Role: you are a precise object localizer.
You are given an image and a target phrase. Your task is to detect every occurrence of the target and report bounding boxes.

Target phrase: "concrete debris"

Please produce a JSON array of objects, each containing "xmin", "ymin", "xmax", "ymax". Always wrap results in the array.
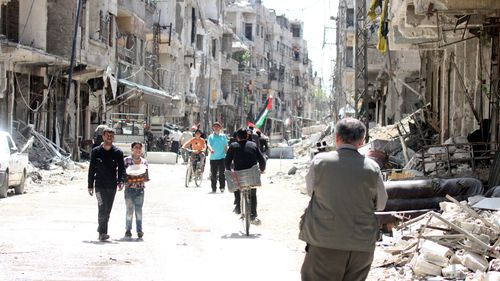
[
  {"xmin": 377, "ymin": 197, "xmax": 500, "ymax": 279},
  {"xmin": 288, "ymin": 166, "xmax": 298, "ymax": 175},
  {"xmin": 12, "ymin": 120, "xmax": 72, "ymax": 169}
]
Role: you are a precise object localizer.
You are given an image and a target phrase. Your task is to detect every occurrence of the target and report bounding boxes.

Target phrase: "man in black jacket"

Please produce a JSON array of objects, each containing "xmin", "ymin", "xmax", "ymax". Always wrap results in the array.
[
  {"xmin": 225, "ymin": 128, "xmax": 266, "ymax": 224},
  {"xmin": 88, "ymin": 127, "xmax": 125, "ymax": 241}
]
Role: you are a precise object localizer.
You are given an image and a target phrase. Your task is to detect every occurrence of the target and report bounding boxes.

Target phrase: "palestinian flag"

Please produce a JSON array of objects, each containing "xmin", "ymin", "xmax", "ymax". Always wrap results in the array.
[{"xmin": 255, "ymin": 98, "xmax": 272, "ymax": 128}]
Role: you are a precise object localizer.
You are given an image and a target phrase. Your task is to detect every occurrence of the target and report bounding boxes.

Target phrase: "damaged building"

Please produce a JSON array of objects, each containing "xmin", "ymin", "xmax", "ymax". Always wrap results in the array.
[{"xmin": 0, "ymin": 0, "xmax": 323, "ymax": 163}]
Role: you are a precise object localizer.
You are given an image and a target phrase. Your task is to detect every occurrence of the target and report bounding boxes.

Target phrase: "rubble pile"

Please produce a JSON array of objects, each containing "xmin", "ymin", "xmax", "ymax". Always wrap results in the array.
[
  {"xmin": 267, "ymin": 156, "xmax": 310, "ymax": 193},
  {"xmin": 403, "ymin": 138, "xmax": 493, "ymax": 181},
  {"xmin": 293, "ymin": 124, "xmax": 336, "ymax": 158},
  {"xmin": 28, "ymin": 162, "xmax": 88, "ymax": 193},
  {"xmin": 377, "ymin": 196, "xmax": 500, "ymax": 280},
  {"xmin": 12, "ymin": 120, "xmax": 72, "ymax": 169}
]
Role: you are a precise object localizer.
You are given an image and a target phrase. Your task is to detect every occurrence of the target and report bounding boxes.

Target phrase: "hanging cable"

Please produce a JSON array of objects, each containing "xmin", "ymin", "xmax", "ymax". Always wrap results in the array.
[
  {"xmin": 120, "ymin": 66, "xmax": 145, "ymax": 80},
  {"xmin": 14, "ymin": 70, "xmax": 58, "ymax": 113}
]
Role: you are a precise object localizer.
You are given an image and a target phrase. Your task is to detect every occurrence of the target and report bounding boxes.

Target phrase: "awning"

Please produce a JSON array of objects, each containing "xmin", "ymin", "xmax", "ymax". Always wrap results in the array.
[{"xmin": 118, "ymin": 78, "xmax": 172, "ymax": 99}]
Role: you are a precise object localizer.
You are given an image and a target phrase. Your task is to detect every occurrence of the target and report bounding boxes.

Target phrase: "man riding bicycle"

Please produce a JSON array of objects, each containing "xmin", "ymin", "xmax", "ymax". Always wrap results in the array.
[{"xmin": 181, "ymin": 129, "xmax": 207, "ymax": 173}]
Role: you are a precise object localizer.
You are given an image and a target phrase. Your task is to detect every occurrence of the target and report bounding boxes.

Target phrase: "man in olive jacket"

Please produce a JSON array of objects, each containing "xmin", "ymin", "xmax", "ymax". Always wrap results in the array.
[{"xmin": 299, "ymin": 118, "xmax": 388, "ymax": 281}]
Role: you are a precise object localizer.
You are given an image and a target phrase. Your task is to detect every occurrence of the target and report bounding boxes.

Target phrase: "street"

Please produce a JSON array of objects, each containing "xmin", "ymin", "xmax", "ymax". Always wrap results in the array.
[{"xmin": 0, "ymin": 159, "xmax": 310, "ymax": 281}]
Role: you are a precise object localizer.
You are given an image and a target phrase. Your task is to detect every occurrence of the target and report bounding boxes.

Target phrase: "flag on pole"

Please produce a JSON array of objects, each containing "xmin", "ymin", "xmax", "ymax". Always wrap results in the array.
[{"xmin": 255, "ymin": 98, "xmax": 272, "ymax": 128}]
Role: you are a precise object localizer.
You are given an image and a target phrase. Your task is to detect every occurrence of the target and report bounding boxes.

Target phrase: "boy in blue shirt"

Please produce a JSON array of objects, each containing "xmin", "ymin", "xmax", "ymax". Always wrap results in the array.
[{"xmin": 207, "ymin": 122, "xmax": 228, "ymax": 193}]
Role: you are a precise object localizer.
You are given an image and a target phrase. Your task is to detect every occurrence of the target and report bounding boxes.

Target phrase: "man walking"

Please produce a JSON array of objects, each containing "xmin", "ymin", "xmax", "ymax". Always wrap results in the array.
[
  {"xmin": 225, "ymin": 129, "xmax": 266, "ymax": 224},
  {"xmin": 92, "ymin": 121, "xmax": 107, "ymax": 148},
  {"xmin": 207, "ymin": 122, "xmax": 228, "ymax": 193},
  {"xmin": 299, "ymin": 118, "xmax": 387, "ymax": 281},
  {"xmin": 88, "ymin": 127, "xmax": 125, "ymax": 241}
]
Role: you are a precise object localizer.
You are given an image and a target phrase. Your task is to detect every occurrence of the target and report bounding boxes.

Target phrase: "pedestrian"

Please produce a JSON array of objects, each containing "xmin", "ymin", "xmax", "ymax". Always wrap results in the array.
[
  {"xmin": 299, "ymin": 118, "xmax": 388, "ymax": 281},
  {"xmin": 169, "ymin": 129, "xmax": 182, "ymax": 154},
  {"xmin": 88, "ymin": 127, "xmax": 125, "ymax": 241},
  {"xmin": 229, "ymin": 131, "xmax": 238, "ymax": 144},
  {"xmin": 92, "ymin": 121, "xmax": 107, "ymax": 148},
  {"xmin": 256, "ymin": 130, "xmax": 269, "ymax": 157},
  {"xmin": 207, "ymin": 122, "xmax": 228, "ymax": 193},
  {"xmin": 180, "ymin": 127, "xmax": 194, "ymax": 163},
  {"xmin": 181, "ymin": 129, "xmax": 207, "ymax": 173},
  {"xmin": 248, "ymin": 126, "xmax": 260, "ymax": 145},
  {"xmin": 123, "ymin": 142, "xmax": 149, "ymax": 239},
  {"xmin": 225, "ymin": 128, "xmax": 266, "ymax": 224}
]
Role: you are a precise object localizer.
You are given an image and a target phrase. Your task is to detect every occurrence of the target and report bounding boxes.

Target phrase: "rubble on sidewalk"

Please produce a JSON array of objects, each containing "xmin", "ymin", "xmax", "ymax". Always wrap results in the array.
[
  {"xmin": 12, "ymin": 120, "xmax": 73, "ymax": 169},
  {"xmin": 372, "ymin": 196, "xmax": 500, "ymax": 280},
  {"xmin": 27, "ymin": 162, "xmax": 88, "ymax": 193}
]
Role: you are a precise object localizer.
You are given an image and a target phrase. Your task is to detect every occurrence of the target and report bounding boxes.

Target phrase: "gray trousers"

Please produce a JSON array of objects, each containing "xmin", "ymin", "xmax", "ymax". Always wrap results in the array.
[{"xmin": 301, "ymin": 245, "xmax": 374, "ymax": 281}]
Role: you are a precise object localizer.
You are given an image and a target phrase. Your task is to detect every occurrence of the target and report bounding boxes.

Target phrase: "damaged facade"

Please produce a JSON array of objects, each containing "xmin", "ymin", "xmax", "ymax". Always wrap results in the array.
[
  {"xmin": 336, "ymin": 0, "xmax": 500, "ymax": 142},
  {"xmin": 0, "ymin": 0, "xmax": 321, "ymax": 162}
]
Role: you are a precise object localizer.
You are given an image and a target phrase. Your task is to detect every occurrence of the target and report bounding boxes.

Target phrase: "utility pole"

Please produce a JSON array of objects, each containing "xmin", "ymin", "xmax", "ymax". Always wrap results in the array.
[
  {"xmin": 354, "ymin": 0, "xmax": 369, "ymax": 142},
  {"xmin": 61, "ymin": 0, "xmax": 83, "ymax": 151}
]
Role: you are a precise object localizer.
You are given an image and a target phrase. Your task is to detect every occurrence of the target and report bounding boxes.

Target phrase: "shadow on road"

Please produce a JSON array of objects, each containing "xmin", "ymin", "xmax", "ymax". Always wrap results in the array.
[
  {"xmin": 221, "ymin": 232, "xmax": 262, "ymax": 239},
  {"xmin": 115, "ymin": 237, "xmax": 144, "ymax": 242},
  {"xmin": 82, "ymin": 240, "xmax": 119, "ymax": 245}
]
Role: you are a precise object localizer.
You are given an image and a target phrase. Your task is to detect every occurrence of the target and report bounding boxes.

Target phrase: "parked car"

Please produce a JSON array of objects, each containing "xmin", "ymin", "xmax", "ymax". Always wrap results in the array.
[{"xmin": 0, "ymin": 131, "xmax": 29, "ymax": 198}]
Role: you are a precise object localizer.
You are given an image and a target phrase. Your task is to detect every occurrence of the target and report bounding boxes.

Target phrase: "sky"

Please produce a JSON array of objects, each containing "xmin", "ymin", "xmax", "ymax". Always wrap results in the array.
[{"xmin": 262, "ymin": 0, "xmax": 337, "ymax": 94}]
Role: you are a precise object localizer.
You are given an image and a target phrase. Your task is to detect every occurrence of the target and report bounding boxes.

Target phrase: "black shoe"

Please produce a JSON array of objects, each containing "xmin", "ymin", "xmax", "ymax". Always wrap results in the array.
[
  {"xmin": 98, "ymin": 234, "xmax": 110, "ymax": 241},
  {"xmin": 233, "ymin": 206, "xmax": 241, "ymax": 215},
  {"xmin": 220, "ymin": 188, "xmax": 225, "ymax": 193},
  {"xmin": 125, "ymin": 230, "xmax": 132, "ymax": 238},
  {"xmin": 137, "ymin": 231, "xmax": 144, "ymax": 239}
]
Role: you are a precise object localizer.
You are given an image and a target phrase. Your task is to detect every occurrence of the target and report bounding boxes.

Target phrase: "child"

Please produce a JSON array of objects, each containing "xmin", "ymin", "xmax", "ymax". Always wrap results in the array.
[{"xmin": 123, "ymin": 142, "xmax": 149, "ymax": 239}]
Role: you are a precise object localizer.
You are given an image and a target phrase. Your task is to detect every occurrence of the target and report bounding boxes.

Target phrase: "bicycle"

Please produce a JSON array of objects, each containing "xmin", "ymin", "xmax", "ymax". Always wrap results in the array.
[
  {"xmin": 185, "ymin": 149, "xmax": 204, "ymax": 187},
  {"xmin": 239, "ymin": 187, "xmax": 253, "ymax": 236},
  {"xmin": 225, "ymin": 165, "xmax": 261, "ymax": 236}
]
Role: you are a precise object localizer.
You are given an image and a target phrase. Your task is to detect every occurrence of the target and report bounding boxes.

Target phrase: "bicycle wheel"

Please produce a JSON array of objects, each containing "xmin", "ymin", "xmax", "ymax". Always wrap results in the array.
[
  {"xmin": 185, "ymin": 165, "xmax": 192, "ymax": 187},
  {"xmin": 194, "ymin": 168, "xmax": 203, "ymax": 187},
  {"xmin": 242, "ymin": 190, "xmax": 251, "ymax": 236}
]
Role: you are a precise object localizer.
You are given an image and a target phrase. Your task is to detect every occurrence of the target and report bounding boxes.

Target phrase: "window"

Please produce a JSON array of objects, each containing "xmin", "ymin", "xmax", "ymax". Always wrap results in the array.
[
  {"xmin": 346, "ymin": 47, "xmax": 353, "ymax": 68},
  {"xmin": 256, "ymin": 24, "xmax": 260, "ymax": 36},
  {"xmin": 212, "ymin": 39, "xmax": 217, "ymax": 58},
  {"xmin": 191, "ymin": 8, "xmax": 196, "ymax": 44},
  {"xmin": 291, "ymin": 25, "xmax": 300, "ymax": 38},
  {"xmin": 108, "ymin": 13, "xmax": 113, "ymax": 47},
  {"xmin": 245, "ymin": 23, "xmax": 253, "ymax": 41},
  {"xmin": 139, "ymin": 39, "xmax": 144, "ymax": 66},
  {"xmin": 196, "ymin": 34, "xmax": 203, "ymax": 50},
  {"xmin": 347, "ymin": 8, "xmax": 354, "ymax": 27}
]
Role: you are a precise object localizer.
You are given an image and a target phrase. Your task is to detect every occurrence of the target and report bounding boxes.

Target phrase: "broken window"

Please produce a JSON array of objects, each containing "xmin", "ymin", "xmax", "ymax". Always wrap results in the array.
[
  {"xmin": 245, "ymin": 23, "xmax": 253, "ymax": 41},
  {"xmin": 98, "ymin": 10, "xmax": 111, "ymax": 45}
]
